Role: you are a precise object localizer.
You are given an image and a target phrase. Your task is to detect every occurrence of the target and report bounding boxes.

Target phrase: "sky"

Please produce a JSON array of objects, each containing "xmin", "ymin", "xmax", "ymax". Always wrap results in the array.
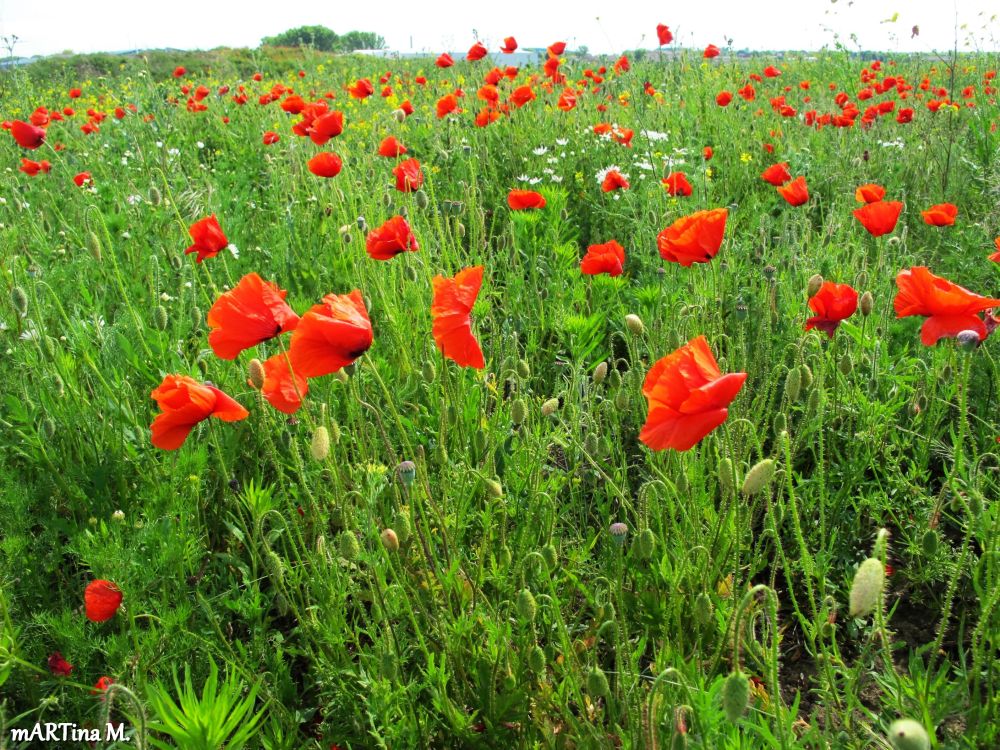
[{"xmin": 0, "ymin": 0, "xmax": 997, "ymax": 59}]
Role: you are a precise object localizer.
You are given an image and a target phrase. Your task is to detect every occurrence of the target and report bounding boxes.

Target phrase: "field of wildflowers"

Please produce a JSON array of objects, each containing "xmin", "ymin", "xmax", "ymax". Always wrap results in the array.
[{"xmin": 1, "ymin": 25, "xmax": 999, "ymax": 749}]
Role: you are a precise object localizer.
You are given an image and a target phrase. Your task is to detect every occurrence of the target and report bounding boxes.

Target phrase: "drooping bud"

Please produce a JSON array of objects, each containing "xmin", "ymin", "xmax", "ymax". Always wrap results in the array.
[
  {"xmin": 153, "ymin": 305, "xmax": 168, "ymax": 331},
  {"xmin": 785, "ymin": 367, "xmax": 802, "ymax": 402},
  {"xmin": 338, "ymin": 531, "xmax": 361, "ymax": 560},
  {"xmin": 593, "ymin": 361, "xmax": 608, "ymax": 384},
  {"xmin": 541, "ymin": 398, "xmax": 560, "ymax": 417},
  {"xmin": 719, "ymin": 458, "xmax": 735, "ymax": 496},
  {"xmin": 741, "ymin": 459, "xmax": 776, "ymax": 496},
  {"xmin": 485, "ymin": 479, "xmax": 503, "ymax": 498},
  {"xmin": 10, "ymin": 286, "xmax": 27, "ymax": 317},
  {"xmin": 380, "ymin": 528, "xmax": 400, "ymax": 552},
  {"xmin": 694, "ymin": 592, "xmax": 714, "ymax": 625},
  {"xmin": 636, "ymin": 528, "xmax": 656, "ymax": 559},
  {"xmin": 422, "ymin": 359, "xmax": 436, "ymax": 383},
  {"xmin": 807, "ymin": 274, "xmax": 824, "ymax": 297},
  {"xmin": 517, "ymin": 588, "xmax": 537, "ymax": 623},
  {"xmin": 839, "ymin": 354, "xmax": 853, "ymax": 376},
  {"xmin": 848, "ymin": 557, "xmax": 885, "ymax": 617},
  {"xmin": 586, "ymin": 667, "xmax": 611, "ymax": 698},
  {"xmin": 517, "ymin": 359, "xmax": 531, "ymax": 379},
  {"xmin": 414, "ymin": 190, "xmax": 429, "ymax": 210},
  {"xmin": 392, "ymin": 510, "xmax": 411, "ymax": 545},
  {"xmin": 860, "ymin": 291, "xmax": 874, "ymax": 316},
  {"xmin": 625, "ymin": 314, "xmax": 644, "ymax": 336},
  {"xmin": 310, "ymin": 426, "xmax": 330, "ymax": 461},
  {"xmin": 528, "ymin": 644, "xmax": 546, "ymax": 672},
  {"xmin": 87, "ymin": 231, "xmax": 103, "ymax": 262},
  {"xmin": 887, "ymin": 719, "xmax": 931, "ymax": 750},
  {"xmin": 722, "ymin": 671, "xmax": 750, "ymax": 722},
  {"xmin": 920, "ymin": 529, "xmax": 938, "ymax": 557}
]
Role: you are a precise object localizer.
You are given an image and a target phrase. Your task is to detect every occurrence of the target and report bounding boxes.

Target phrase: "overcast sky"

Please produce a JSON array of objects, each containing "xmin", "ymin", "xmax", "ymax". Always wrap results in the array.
[{"xmin": 0, "ymin": 0, "xmax": 997, "ymax": 59}]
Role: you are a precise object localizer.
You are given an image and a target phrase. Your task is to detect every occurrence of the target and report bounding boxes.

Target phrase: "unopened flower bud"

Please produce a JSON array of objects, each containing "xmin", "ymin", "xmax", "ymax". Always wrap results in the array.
[
  {"xmin": 541, "ymin": 398, "xmax": 559, "ymax": 417},
  {"xmin": 848, "ymin": 557, "xmax": 885, "ymax": 617},
  {"xmin": 593, "ymin": 361, "xmax": 608, "ymax": 384},
  {"xmin": 859, "ymin": 291, "xmax": 874, "ymax": 316},
  {"xmin": 807, "ymin": 274, "xmax": 824, "ymax": 297},
  {"xmin": 625, "ymin": 314, "xmax": 644, "ymax": 335},
  {"xmin": 248, "ymin": 359, "xmax": 265, "ymax": 389},
  {"xmin": 380, "ymin": 528, "xmax": 399, "ymax": 552}
]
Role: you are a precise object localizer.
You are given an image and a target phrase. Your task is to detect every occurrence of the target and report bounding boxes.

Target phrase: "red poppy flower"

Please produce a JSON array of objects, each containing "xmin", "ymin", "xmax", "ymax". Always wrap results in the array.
[
  {"xmin": 853, "ymin": 200, "xmax": 904, "ymax": 236},
  {"xmin": 260, "ymin": 353, "xmax": 308, "ymax": 414},
  {"xmin": 467, "ymin": 42, "xmax": 488, "ymax": 61},
  {"xmin": 309, "ymin": 111, "xmax": 344, "ymax": 144},
  {"xmin": 716, "ymin": 91, "xmax": 733, "ymax": 106},
  {"xmin": 308, "ymin": 152, "xmax": 343, "ymax": 178},
  {"xmin": 657, "ymin": 208, "xmax": 728, "ymax": 267},
  {"xmin": 601, "ymin": 170, "xmax": 630, "ymax": 192},
  {"xmin": 73, "ymin": 171, "xmax": 92, "ymax": 187},
  {"xmin": 761, "ymin": 162, "xmax": 792, "ymax": 186},
  {"xmin": 921, "ymin": 203, "xmax": 958, "ymax": 226},
  {"xmin": 548, "ymin": 41, "xmax": 567, "ymax": 57},
  {"xmin": 150, "ymin": 375, "xmax": 249, "ymax": 449},
  {"xmin": 288, "ymin": 291, "xmax": 373, "ymax": 378},
  {"xmin": 777, "ymin": 176, "xmax": 809, "ymax": 206},
  {"xmin": 657, "ymin": 24, "xmax": 673, "ymax": 45},
  {"xmin": 436, "ymin": 53, "xmax": 455, "ymax": 68},
  {"xmin": 431, "ymin": 266, "xmax": 485, "ymax": 369},
  {"xmin": 393, "ymin": 158, "xmax": 423, "ymax": 192},
  {"xmin": 704, "ymin": 44, "xmax": 721, "ymax": 59},
  {"xmin": 510, "ymin": 85, "xmax": 535, "ymax": 108},
  {"xmin": 366, "ymin": 216, "xmax": 419, "ymax": 260},
  {"xmin": 989, "ymin": 237, "xmax": 1000, "ymax": 263},
  {"xmin": 48, "ymin": 652, "xmax": 73, "ymax": 677},
  {"xmin": 501, "ymin": 36, "xmax": 518, "ymax": 53},
  {"xmin": 763, "ymin": 65, "xmax": 782, "ymax": 78},
  {"xmin": 207, "ymin": 273, "xmax": 300, "ymax": 360},
  {"xmin": 85, "ymin": 580, "xmax": 123, "ymax": 622},
  {"xmin": 185, "ymin": 215, "xmax": 228, "ymax": 263},
  {"xmin": 19, "ymin": 158, "xmax": 51, "ymax": 176},
  {"xmin": 703, "ymin": 146, "xmax": 714, "ymax": 160},
  {"xmin": 855, "ymin": 183, "xmax": 886, "ymax": 203},
  {"xmin": 581, "ymin": 240, "xmax": 626, "ymax": 276},
  {"xmin": 662, "ymin": 172, "xmax": 693, "ymax": 196},
  {"xmin": 348, "ymin": 79, "xmax": 374, "ymax": 99},
  {"xmin": 639, "ymin": 336, "xmax": 746, "ymax": 452},
  {"xmin": 436, "ymin": 94, "xmax": 459, "ymax": 118},
  {"xmin": 508, "ymin": 189, "xmax": 546, "ymax": 210},
  {"xmin": 378, "ymin": 136, "xmax": 407, "ymax": 157},
  {"xmin": 894, "ymin": 266, "xmax": 1000, "ymax": 345},
  {"xmin": 11, "ymin": 120, "xmax": 46, "ymax": 149},
  {"xmin": 92, "ymin": 676, "xmax": 115, "ymax": 696},
  {"xmin": 69, "ymin": 87, "xmax": 82, "ymax": 98},
  {"xmin": 263, "ymin": 131, "xmax": 280, "ymax": 145},
  {"xmin": 173, "ymin": 66, "xmax": 186, "ymax": 77},
  {"xmin": 805, "ymin": 282, "xmax": 858, "ymax": 337}
]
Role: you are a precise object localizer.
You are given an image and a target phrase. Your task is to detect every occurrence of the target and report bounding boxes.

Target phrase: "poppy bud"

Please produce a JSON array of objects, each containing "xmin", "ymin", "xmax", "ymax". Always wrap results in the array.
[
  {"xmin": 486, "ymin": 478, "xmax": 503, "ymax": 498},
  {"xmin": 541, "ymin": 543, "xmax": 558, "ymax": 570},
  {"xmin": 265, "ymin": 550, "xmax": 284, "ymax": 586},
  {"xmin": 112, "ymin": 509, "xmax": 125, "ymax": 522},
  {"xmin": 456, "ymin": 221, "xmax": 466, "ymax": 238},
  {"xmin": 421, "ymin": 359, "xmax": 436, "ymax": 383},
  {"xmin": 380, "ymin": 528, "xmax": 400, "ymax": 552},
  {"xmin": 310, "ymin": 426, "xmax": 330, "ymax": 461},
  {"xmin": 586, "ymin": 667, "xmax": 610, "ymax": 698},
  {"xmin": 517, "ymin": 588, "xmax": 537, "ymax": 623},
  {"xmin": 316, "ymin": 534, "xmax": 328, "ymax": 562},
  {"xmin": 799, "ymin": 363, "xmax": 814, "ymax": 390},
  {"xmin": 719, "ymin": 458, "xmax": 735, "ymax": 496},
  {"xmin": 169, "ymin": 253, "xmax": 183, "ymax": 270},
  {"xmin": 848, "ymin": 557, "xmax": 885, "ymax": 617},
  {"xmin": 541, "ymin": 398, "xmax": 560, "ymax": 417},
  {"xmin": 608, "ymin": 368, "xmax": 623, "ymax": 389},
  {"xmin": 676, "ymin": 472, "xmax": 690, "ymax": 496},
  {"xmin": 414, "ymin": 190, "xmax": 429, "ymax": 210},
  {"xmin": 391, "ymin": 108, "xmax": 406, "ymax": 122},
  {"xmin": 584, "ymin": 432, "xmax": 599, "ymax": 455},
  {"xmin": 528, "ymin": 644, "xmax": 546, "ymax": 672},
  {"xmin": 248, "ymin": 358, "xmax": 265, "ymax": 389},
  {"xmin": 722, "ymin": 670, "xmax": 750, "ymax": 722},
  {"xmin": 839, "ymin": 354, "xmax": 853, "ymax": 376},
  {"xmin": 87, "ymin": 232, "xmax": 102, "ymax": 262},
  {"xmin": 887, "ymin": 719, "xmax": 931, "ymax": 750},
  {"xmin": 921, "ymin": 528, "xmax": 938, "ymax": 557},
  {"xmin": 404, "ymin": 265, "xmax": 418, "ymax": 282},
  {"xmin": 625, "ymin": 314, "xmax": 644, "ymax": 335},
  {"xmin": 785, "ymin": 367, "xmax": 802, "ymax": 402},
  {"xmin": 338, "ymin": 531, "xmax": 361, "ymax": 560},
  {"xmin": 593, "ymin": 361, "xmax": 608, "ymax": 384},
  {"xmin": 666, "ymin": 330, "xmax": 681, "ymax": 349},
  {"xmin": 773, "ymin": 413, "xmax": 787, "ymax": 437},
  {"xmin": 614, "ymin": 390, "xmax": 629, "ymax": 410},
  {"xmin": 808, "ymin": 388, "xmax": 822, "ymax": 412},
  {"xmin": 38, "ymin": 416, "xmax": 55, "ymax": 440},
  {"xmin": 52, "ymin": 374, "xmax": 65, "ymax": 398},
  {"xmin": 396, "ymin": 460, "xmax": 416, "ymax": 486},
  {"xmin": 511, "ymin": 398, "xmax": 527, "ymax": 425},
  {"xmin": 153, "ymin": 305, "xmax": 168, "ymax": 331},
  {"xmin": 148, "ymin": 186, "xmax": 162, "ymax": 206},
  {"xmin": 636, "ymin": 528, "xmax": 656, "ymax": 559},
  {"xmin": 10, "ymin": 286, "xmax": 27, "ymax": 317},
  {"xmin": 694, "ymin": 592, "xmax": 714, "ymax": 625},
  {"xmin": 499, "ymin": 544, "xmax": 513, "ymax": 567},
  {"xmin": 741, "ymin": 459, "xmax": 776, "ymax": 495},
  {"xmin": 807, "ymin": 273, "xmax": 824, "ymax": 296},
  {"xmin": 392, "ymin": 510, "xmax": 411, "ymax": 544},
  {"xmin": 860, "ymin": 291, "xmax": 874, "ymax": 316},
  {"xmin": 190, "ymin": 306, "xmax": 202, "ymax": 330},
  {"xmin": 329, "ymin": 420, "xmax": 342, "ymax": 444},
  {"xmin": 517, "ymin": 359, "xmax": 531, "ymax": 379}
]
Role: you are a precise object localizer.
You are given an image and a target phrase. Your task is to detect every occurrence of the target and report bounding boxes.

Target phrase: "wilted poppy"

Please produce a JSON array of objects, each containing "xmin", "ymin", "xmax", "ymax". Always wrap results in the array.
[
  {"xmin": 581, "ymin": 240, "xmax": 626, "ymax": 276},
  {"xmin": 260, "ymin": 353, "xmax": 308, "ymax": 414},
  {"xmin": 657, "ymin": 24, "xmax": 673, "ymax": 45},
  {"xmin": 805, "ymin": 282, "xmax": 858, "ymax": 337},
  {"xmin": 508, "ymin": 189, "xmax": 546, "ymax": 210},
  {"xmin": 853, "ymin": 200, "xmax": 904, "ymax": 236},
  {"xmin": 761, "ymin": 162, "xmax": 792, "ymax": 186},
  {"xmin": 366, "ymin": 216, "xmax": 419, "ymax": 260},
  {"xmin": 657, "ymin": 208, "xmax": 728, "ymax": 267},
  {"xmin": 393, "ymin": 158, "xmax": 423, "ymax": 192},
  {"xmin": 855, "ymin": 183, "xmax": 886, "ymax": 203},
  {"xmin": 288, "ymin": 290, "xmax": 373, "ymax": 378},
  {"xmin": 921, "ymin": 202, "xmax": 958, "ymax": 226},
  {"xmin": 85, "ymin": 580, "xmax": 123, "ymax": 622},
  {"xmin": 777, "ymin": 176, "xmax": 809, "ymax": 206},
  {"xmin": 894, "ymin": 266, "xmax": 1000, "ymax": 345},
  {"xmin": 431, "ymin": 266, "xmax": 485, "ymax": 369},
  {"xmin": 185, "ymin": 215, "xmax": 228, "ymax": 263},
  {"xmin": 378, "ymin": 136, "xmax": 407, "ymax": 157},
  {"xmin": 662, "ymin": 172, "xmax": 692, "ymax": 197},
  {"xmin": 150, "ymin": 374, "xmax": 249, "ymax": 449},
  {"xmin": 308, "ymin": 152, "xmax": 343, "ymax": 178},
  {"xmin": 601, "ymin": 169, "xmax": 630, "ymax": 192},
  {"xmin": 207, "ymin": 273, "xmax": 300, "ymax": 360},
  {"xmin": 639, "ymin": 336, "xmax": 746, "ymax": 451},
  {"xmin": 11, "ymin": 120, "xmax": 46, "ymax": 149},
  {"xmin": 48, "ymin": 652, "xmax": 73, "ymax": 677}
]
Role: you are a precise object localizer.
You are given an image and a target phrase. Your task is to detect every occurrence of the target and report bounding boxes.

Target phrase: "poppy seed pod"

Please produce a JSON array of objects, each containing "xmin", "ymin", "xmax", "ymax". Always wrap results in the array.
[
  {"xmin": 860, "ymin": 291, "xmax": 874, "ymax": 316},
  {"xmin": 722, "ymin": 670, "xmax": 750, "ymax": 722},
  {"xmin": 247, "ymin": 358, "xmax": 265, "ymax": 389},
  {"xmin": 742, "ymin": 459, "xmax": 776, "ymax": 495},
  {"xmin": 396, "ymin": 460, "xmax": 416, "ymax": 486},
  {"xmin": 10, "ymin": 286, "xmax": 28, "ymax": 317},
  {"xmin": 380, "ymin": 528, "xmax": 399, "ymax": 552},
  {"xmin": 609, "ymin": 522, "xmax": 628, "ymax": 545},
  {"xmin": 310, "ymin": 426, "xmax": 330, "ymax": 461},
  {"xmin": 956, "ymin": 329, "xmax": 982, "ymax": 350},
  {"xmin": 848, "ymin": 557, "xmax": 885, "ymax": 617},
  {"xmin": 807, "ymin": 273, "xmax": 824, "ymax": 297},
  {"xmin": 541, "ymin": 398, "xmax": 560, "ymax": 417},
  {"xmin": 625, "ymin": 314, "xmax": 644, "ymax": 335},
  {"xmin": 593, "ymin": 361, "xmax": 608, "ymax": 384},
  {"xmin": 887, "ymin": 719, "xmax": 931, "ymax": 750}
]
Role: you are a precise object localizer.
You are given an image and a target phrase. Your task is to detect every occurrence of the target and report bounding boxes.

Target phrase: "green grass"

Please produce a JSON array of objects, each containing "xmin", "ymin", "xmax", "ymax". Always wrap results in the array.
[{"xmin": 1, "ymin": 44, "xmax": 999, "ymax": 749}]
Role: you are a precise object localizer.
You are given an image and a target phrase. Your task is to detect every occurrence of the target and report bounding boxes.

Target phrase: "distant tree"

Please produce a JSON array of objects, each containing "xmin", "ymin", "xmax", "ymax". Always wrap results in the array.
[
  {"xmin": 261, "ymin": 26, "xmax": 339, "ymax": 51},
  {"xmin": 576, "ymin": 45, "xmax": 589, "ymax": 57},
  {"xmin": 337, "ymin": 31, "xmax": 386, "ymax": 52}
]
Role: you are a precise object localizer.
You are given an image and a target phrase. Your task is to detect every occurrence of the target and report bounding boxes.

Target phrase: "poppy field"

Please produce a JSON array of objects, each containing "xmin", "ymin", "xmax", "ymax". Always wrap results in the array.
[{"xmin": 2, "ymin": 28, "xmax": 1000, "ymax": 750}]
